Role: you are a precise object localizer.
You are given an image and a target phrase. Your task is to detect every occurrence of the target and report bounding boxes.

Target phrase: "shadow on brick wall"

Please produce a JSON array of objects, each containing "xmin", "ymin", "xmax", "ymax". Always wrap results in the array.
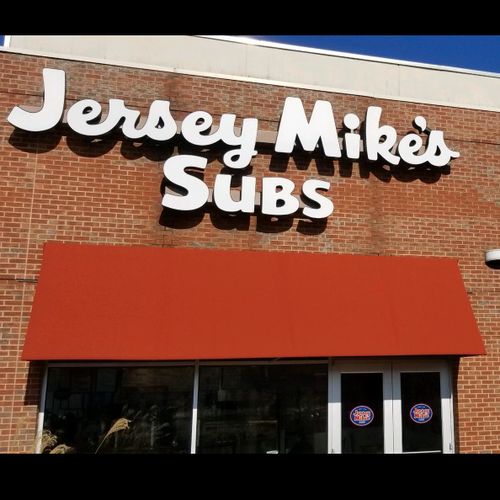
[
  {"xmin": 23, "ymin": 361, "xmax": 44, "ymax": 408},
  {"xmin": 159, "ymin": 206, "xmax": 327, "ymax": 235},
  {"xmin": 8, "ymin": 127, "xmax": 217, "ymax": 162},
  {"xmin": 9, "ymin": 126, "xmax": 451, "ymax": 186},
  {"xmin": 9, "ymin": 127, "xmax": 62, "ymax": 153},
  {"xmin": 268, "ymin": 150, "xmax": 450, "ymax": 184}
]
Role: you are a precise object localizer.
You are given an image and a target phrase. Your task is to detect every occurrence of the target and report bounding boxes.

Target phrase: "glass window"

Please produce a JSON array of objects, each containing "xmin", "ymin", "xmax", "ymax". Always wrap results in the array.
[
  {"xmin": 401, "ymin": 372, "xmax": 442, "ymax": 453},
  {"xmin": 42, "ymin": 360, "xmax": 452, "ymax": 454},
  {"xmin": 341, "ymin": 373, "xmax": 384, "ymax": 453},
  {"xmin": 197, "ymin": 364, "xmax": 327, "ymax": 454},
  {"xmin": 44, "ymin": 366, "xmax": 194, "ymax": 453}
]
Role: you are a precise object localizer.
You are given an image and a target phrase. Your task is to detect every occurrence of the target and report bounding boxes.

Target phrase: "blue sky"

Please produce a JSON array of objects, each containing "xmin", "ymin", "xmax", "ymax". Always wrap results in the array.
[
  {"xmin": 251, "ymin": 36, "xmax": 500, "ymax": 73},
  {"xmin": 1, "ymin": 35, "xmax": 499, "ymax": 73}
]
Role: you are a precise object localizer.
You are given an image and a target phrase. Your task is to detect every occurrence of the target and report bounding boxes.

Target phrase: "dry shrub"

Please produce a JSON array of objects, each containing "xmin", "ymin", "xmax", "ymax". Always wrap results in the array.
[
  {"xmin": 40, "ymin": 417, "xmax": 132, "ymax": 454},
  {"xmin": 95, "ymin": 418, "xmax": 131, "ymax": 453},
  {"xmin": 41, "ymin": 429, "xmax": 58, "ymax": 453},
  {"xmin": 49, "ymin": 444, "xmax": 74, "ymax": 454}
]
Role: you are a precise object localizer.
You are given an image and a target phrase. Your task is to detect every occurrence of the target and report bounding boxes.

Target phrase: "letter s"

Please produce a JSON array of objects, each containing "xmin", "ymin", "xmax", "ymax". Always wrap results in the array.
[
  {"xmin": 162, "ymin": 155, "xmax": 209, "ymax": 211},
  {"xmin": 302, "ymin": 180, "xmax": 334, "ymax": 219}
]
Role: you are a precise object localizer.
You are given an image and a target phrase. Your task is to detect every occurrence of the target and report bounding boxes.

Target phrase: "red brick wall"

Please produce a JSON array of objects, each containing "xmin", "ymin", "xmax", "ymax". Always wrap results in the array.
[{"xmin": 0, "ymin": 51, "xmax": 498, "ymax": 453}]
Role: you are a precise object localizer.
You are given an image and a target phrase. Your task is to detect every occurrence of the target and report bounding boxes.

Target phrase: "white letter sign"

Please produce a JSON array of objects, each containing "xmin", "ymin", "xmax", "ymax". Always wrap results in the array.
[
  {"xmin": 7, "ymin": 69, "xmax": 461, "ymax": 223},
  {"xmin": 8, "ymin": 68, "xmax": 65, "ymax": 132}
]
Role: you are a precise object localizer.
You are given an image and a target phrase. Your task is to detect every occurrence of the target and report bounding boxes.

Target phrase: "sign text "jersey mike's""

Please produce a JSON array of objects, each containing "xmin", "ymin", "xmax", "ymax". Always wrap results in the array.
[{"xmin": 8, "ymin": 69, "xmax": 460, "ymax": 219}]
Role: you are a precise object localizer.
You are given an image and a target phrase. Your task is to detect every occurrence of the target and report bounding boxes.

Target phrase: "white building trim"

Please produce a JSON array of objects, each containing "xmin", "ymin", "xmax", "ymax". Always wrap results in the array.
[{"xmin": 1, "ymin": 35, "xmax": 499, "ymax": 112}]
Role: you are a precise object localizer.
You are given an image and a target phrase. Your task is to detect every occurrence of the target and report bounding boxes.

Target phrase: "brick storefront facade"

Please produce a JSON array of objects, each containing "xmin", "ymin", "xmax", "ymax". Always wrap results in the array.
[{"xmin": 0, "ymin": 50, "xmax": 498, "ymax": 453}]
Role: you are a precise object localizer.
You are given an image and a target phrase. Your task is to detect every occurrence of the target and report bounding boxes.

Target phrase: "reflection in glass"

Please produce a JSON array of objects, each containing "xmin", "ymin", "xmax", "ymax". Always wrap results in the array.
[
  {"xmin": 401, "ymin": 372, "xmax": 442, "ymax": 453},
  {"xmin": 44, "ymin": 367, "xmax": 194, "ymax": 453},
  {"xmin": 197, "ymin": 364, "xmax": 327, "ymax": 454},
  {"xmin": 341, "ymin": 373, "xmax": 384, "ymax": 453}
]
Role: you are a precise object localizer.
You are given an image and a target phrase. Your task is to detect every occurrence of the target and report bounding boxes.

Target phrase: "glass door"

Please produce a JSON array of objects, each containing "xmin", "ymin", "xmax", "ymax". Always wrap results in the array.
[
  {"xmin": 329, "ymin": 360, "xmax": 454, "ymax": 454},
  {"xmin": 330, "ymin": 362, "xmax": 393, "ymax": 454},
  {"xmin": 392, "ymin": 361, "xmax": 454, "ymax": 454}
]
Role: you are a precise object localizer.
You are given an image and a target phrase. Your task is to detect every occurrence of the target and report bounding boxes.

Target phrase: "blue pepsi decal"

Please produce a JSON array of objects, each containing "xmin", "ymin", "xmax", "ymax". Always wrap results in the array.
[
  {"xmin": 410, "ymin": 403, "xmax": 433, "ymax": 424},
  {"xmin": 350, "ymin": 405, "xmax": 374, "ymax": 426}
]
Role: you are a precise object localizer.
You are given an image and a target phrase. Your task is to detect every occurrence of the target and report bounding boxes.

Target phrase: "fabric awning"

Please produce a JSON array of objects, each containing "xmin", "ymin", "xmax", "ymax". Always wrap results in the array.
[{"xmin": 22, "ymin": 242, "xmax": 485, "ymax": 360}]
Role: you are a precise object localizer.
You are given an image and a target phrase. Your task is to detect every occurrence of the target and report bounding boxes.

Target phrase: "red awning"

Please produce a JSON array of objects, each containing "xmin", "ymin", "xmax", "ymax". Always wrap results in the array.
[{"xmin": 22, "ymin": 242, "xmax": 485, "ymax": 360}]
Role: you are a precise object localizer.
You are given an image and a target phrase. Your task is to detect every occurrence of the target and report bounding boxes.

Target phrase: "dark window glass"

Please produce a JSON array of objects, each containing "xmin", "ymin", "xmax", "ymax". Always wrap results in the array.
[
  {"xmin": 44, "ymin": 366, "xmax": 194, "ymax": 453},
  {"xmin": 197, "ymin": 364, "xmax": 327, "ymax": 454},
  {"xmin": 341, "ymin": 373, "xmax": 384, "ymax": 454},
  {"xmin": 401, "ymin": 372, "xmax": 442, "ymax": 453}
]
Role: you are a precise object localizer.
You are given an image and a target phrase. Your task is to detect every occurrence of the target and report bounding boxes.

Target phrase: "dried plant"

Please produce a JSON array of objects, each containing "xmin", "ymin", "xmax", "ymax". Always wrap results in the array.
[
  {"xmin": 40, "ymin": 429, "xmax": 58, "ymax": 453},
  {"xmin": 95, "ymin": 418, "xmax": 131, "ymax": 453},
  {"xmin": 39, "ymin": 416, "xmax": 133, "ymax": 454},
  {"xmin": 49, "ymin": 444, "xmax": 74, "ymax": 454}
]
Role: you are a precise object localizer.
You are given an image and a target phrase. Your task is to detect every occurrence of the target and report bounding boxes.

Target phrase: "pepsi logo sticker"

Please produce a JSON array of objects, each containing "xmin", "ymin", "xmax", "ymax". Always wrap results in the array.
[
  {"xmin": 410, "ymin": 403, "xmax": 433, "ymax": 424},
  {"xmin": 350, "ymin": 405, "xmax": 374, "ymax": 426}
]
